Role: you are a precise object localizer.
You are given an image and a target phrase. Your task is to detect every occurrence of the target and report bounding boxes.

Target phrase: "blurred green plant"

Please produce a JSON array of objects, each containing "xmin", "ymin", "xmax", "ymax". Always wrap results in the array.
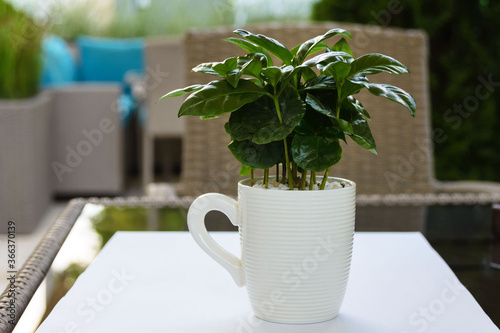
[
  {"xmin": 0, "ymin": 0, "xmax": 43, "ymax": 99},
  {"xmin": 50, "ymin": 0, "xmax": 234, "ymax": 40},
  {"xmin": 90, "ymin": 206, "xmax": 187, "ymax": 247},
  {"xmin": 312, "ymin": 0, "xmax": 500, "ymax": 182}
]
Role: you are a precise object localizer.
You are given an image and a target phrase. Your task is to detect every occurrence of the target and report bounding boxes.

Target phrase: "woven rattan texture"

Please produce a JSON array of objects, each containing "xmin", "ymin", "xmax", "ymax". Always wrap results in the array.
[
  {"xmin": 0, "ymin": 200, "xmax": 85, "ymax": 332},
  {"xmin": 180, "ymin": 23, "xmax": 433, "ymax": 197}
]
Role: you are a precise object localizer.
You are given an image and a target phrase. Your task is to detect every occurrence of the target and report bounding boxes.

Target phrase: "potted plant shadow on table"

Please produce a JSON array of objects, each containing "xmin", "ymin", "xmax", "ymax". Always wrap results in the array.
[
  {"xmin": 0, "ymin": 0, "xmax": 52, "ymax": 233},
  {"xmin": 161, "ymin": 28, "xmax": 416, "ymax": 324}
]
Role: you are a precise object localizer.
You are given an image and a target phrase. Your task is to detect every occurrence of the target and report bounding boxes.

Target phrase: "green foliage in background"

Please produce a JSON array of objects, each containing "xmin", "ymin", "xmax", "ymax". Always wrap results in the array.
[
  {"xmin": 90, "ymin": 206, "xmax": 186, "ymax": 247},
  {"xmin": 50, "ymin": 0, "xmax": 234, "ymax": 40},
  {"xmin": 0, "ymin": 0, "xmax": 43, "ymax": 99},
  {"xmin": 312, "ymin": 0, "xmax": 500, "ymax": 182}
]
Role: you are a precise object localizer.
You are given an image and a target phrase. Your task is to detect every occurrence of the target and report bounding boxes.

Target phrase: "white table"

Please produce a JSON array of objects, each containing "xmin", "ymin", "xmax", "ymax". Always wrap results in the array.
[{"xmin": 36, "ymin": 232, "xmax": 499, "ymax": 333}]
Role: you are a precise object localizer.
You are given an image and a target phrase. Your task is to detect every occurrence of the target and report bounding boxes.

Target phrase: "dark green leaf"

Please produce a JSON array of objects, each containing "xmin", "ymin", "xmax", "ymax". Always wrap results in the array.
[
  {"xmin": 338, "ymin": 100, "xmax": 377, "ymax": 154},
  {"xmin": 347, "ymin": 96, "xmax": 370, "ymax": 120},
  {"xmin": 340, "ymin": 77, "xmax": 368, "ymax": 99},
  {"xmin": 303, "ymin": 75, "xmax": 337, "ymax": 91},
  {"xmin": 228, "ymin": 139, "xmax": 282, "ymax": 169},
  {"xmin": 212, "ymin": 57, "xmax": 238, "ymax": 76},
  {"xmin": 226, "ymin": 97, "xmax": 275, "ymax": 141},
  {"xmin": 253, "ymin": 87, "xmax": 305, "ymax": 144},
  {"xmin": 234, "ymin": 29, "xmax": 293, "ymax": 65},
  {"xmin": 291, "ymin": 134, "xmax": 342, "ymax": 171},
  {"xmin": 348, "ymin": 53, "xmax": 409, "ymax": 77},
  {"xmin": 305, "ymin": 93, "xmax": 335, "ymax": 118},
  {"xmin": 178, "ymin": 79, "xmax": 265, "ymax": 117},
  {"xmin": 331, "ymin": 38, "xmax": 353, "ymax": 57},
  {"xmin": 157, "ymin": 84, "xmax": 205, "ymax": 101},
  {"xmin": 294, "ymin": 28, "xmax": 352, "ymax": 65},
  {"xmin": 223, "ymin": 37, "xmax": 273, "ymax": 66},
  {"xmin": 365, "ymin": 83, "xmax": 416, "ymax": 116}
]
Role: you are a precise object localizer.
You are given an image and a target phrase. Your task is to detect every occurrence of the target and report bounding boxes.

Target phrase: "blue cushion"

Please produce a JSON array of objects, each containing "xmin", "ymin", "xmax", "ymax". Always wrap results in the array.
[
  {"xmin": 76, "ymin": 35, "xmax": 144, "ymax": 84},
  {"xmin": 40, "ymin": 35, "xmax": 76, "ymax": 87}
]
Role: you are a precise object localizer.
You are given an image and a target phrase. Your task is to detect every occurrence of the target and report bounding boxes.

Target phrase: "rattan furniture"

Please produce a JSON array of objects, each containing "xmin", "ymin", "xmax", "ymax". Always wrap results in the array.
[
  {"xmin": 49, "ymin": 84, "xmax": 124, "ymax": 196},
  {"xmin": 148, "ymin": 22, "xmax": 500, "ymax": 231},
  {"xmin": 141, "ymin": 38, "xmax": 186, "ymax": 187}
]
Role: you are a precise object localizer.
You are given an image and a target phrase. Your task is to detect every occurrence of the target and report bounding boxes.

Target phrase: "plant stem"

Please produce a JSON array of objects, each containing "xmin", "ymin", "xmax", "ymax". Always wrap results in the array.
[
  {"xmin": 282, "ymin": 162, "xmax": 287, "ymax": 184},
  {"xmin": 276, "ymin": 163, "xmax": 279, "ymax": 183},
  {"xmin": 283, "ymin": 139, "xmax": 293, "ymax": 190},
  {"xmin": 272, "ymin": 95, "xmax": 293, "ymax": 190},
  {"xmin": 320, "ymin": 167, "xmax": 331, "ymax": 190},
  {"xmin": 250, "ymin": 168, "xmax": 254, "ymax": 186},
  {"xmin": 301, "ymin": 170, "xmax": 307, "ymax": 190},
  {"xmin": 309, "ymin": 171, "xmax": 315, "ymax": 190},
  {"xmin": 264, "ymin": 168, "xmax": 269, "ymax": 188},
  {"xmin": 292, "ymin": 162, "xmax": 298, "ymax": 183}
]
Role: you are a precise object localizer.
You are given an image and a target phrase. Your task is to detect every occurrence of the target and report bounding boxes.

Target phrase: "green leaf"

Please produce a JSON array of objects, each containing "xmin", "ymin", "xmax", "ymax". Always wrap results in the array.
[
  {"xmin": 305, "ymin": 93, "xmax": 335, "ymax": 118},
  {"xmin": 301, "ymin": 51, "xmax": 353, "ymax": 69},
  {"xmin": 294, "ymin": 28, "xmax": 352, "ymax": 65},
  {"xmin": 223, "ymin": 37, "xmax": 273, "ymax": 66},
  {"xmin": 348, "ymin": 96, "xmax": 370, "ymax": 120},
  {"xmin": 239, "ymin": 164, "xmax": 251, "ymax": 176},
  {"xmin": 178, "ymin": 79, "xmax": 265, "ymax": 117},
  {"xmin": 338, "ymin": 100, "xmax": 377, "ymax": 154},
  {"xmin": 323, "ymin": 60, "xmax": 351, "ymax": 83},
  {"xmin": 348, "ymin": 53, "xmax": 409, "ymax": 77},
  {"xmin": 253, "ymin": 87, "xmax": 305, "ymax": 144},
  {"xmin": 301, "ymin": 67, "xmax": 317, "ymax": 81},
  {"xmin": 291, "ymin": 134, "xmax": 342, "ymax": 171},
  {"xmin": 340, "ymin": 77, "xmax": 368, "ymax": 99},
  {"xmin": 331, "ymin": 38, "xmax": 353, "ymax": 57},
  {"xmin": 157, "ymin": 84, "xmax": 205, "ymax": 101},
  {"xmin": 303, "ymin": 75, "xmax": 336, "ymax": 91},
  {"xmin": 228, "ymin": 139, "xmax": 282, "ymax": 169},
  {"xmin": 291, "ymin": 42, "xmax": 330, "ymax": 58},
  {"xmin": 296, "ymin": 104, "xmax": 345, "ymax": 142},
  {"xmin": 212, "ymin": 57, "xmax": 238, "ymax": 77},
  {"xmin": 234, "ymin": 29, "xmax": 293, "ymax": 65},
  {"xmin": 238, "ymin": 53, "xmax": 266, "ymax": 79},
  {"xmin": 365, "ymin": 83, "xmax": 416, "ymax": 116},
  {"xmin": 192, "ymin": 62, "xmax": 224, "ymax": 77},
  {"xmin": 261, "ymin": 66, "xmax": 281, "ymax": 87},
  {"xmin": 226, "ymin": 87, "xmax": 305, "ymax": 145}
]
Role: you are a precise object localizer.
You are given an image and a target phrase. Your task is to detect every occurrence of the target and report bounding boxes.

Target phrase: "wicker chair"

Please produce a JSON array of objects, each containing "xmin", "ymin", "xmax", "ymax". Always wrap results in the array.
[
  {"xmin": 149, "ymin": 22, "xmax": 500, "ymax": 231},
  {"xmin": 141, "ymin": 37, "xmax": 186, "ymax": 187}
]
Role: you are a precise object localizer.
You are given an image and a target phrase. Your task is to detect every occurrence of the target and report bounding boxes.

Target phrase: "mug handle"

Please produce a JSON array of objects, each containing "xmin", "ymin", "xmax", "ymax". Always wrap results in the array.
[{"xmin": 187, "ymin": 193, "xmax": 244, "ymax": 287}]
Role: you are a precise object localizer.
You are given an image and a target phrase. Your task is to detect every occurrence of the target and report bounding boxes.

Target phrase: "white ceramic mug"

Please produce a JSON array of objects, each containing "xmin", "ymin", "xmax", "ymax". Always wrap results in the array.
[{"xmin": 188, "ymin": 177, "xmax": 356, "ymax": 324}]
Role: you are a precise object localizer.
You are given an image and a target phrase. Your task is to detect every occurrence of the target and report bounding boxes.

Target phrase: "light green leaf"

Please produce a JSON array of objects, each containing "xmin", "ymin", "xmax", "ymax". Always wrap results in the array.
[
  {"xmin": 157, "ymin": 84, "xmax": 205, "ymax": 101},
  {"xmin": 331, "ymin": 38, "xmax": 353, "ymax": 57}
]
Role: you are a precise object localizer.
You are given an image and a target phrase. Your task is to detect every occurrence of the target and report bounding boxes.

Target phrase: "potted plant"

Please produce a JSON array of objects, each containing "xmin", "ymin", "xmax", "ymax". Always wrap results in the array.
[
  {"xmin": 161, "ymin": 28, "xmax": 415, "ymax": 324},
  {"xmin": 0, "ymin": 0, "xmax": 52, "ymax": 233}
]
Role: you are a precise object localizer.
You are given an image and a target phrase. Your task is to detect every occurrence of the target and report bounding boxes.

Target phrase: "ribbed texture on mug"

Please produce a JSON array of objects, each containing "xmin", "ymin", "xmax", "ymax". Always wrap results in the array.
[{"xmin": 238, "ymin": 178, "xmax": 356, "ymax": 324}]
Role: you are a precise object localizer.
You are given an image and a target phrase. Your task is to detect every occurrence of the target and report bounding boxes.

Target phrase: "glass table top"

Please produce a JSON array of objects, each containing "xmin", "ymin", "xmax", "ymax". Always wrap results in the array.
[{"xmin": 13, "ymin": 202, "xmax": 500, "ymax": 331}]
